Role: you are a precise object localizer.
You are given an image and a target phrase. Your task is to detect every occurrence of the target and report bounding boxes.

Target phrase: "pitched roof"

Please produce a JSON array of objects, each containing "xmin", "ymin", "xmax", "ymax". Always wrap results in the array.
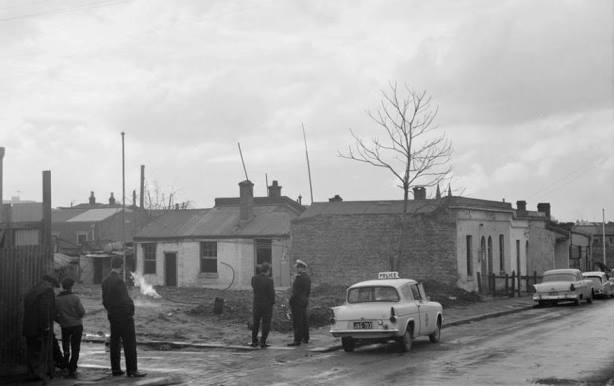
[
  {"xmin": 9, "ymin": 202, "xmax": 42, "ymax": 222},
  {"xmin": 298, "ymin": 196, "xmax": 513, "ymax": 218},
  {"xmin": 66, "ymin": 208, "xmax": 126, "ymax": 222},
  {"xmin": 135, "ymin": 205, "xmax": 299, "ymax": 240}
]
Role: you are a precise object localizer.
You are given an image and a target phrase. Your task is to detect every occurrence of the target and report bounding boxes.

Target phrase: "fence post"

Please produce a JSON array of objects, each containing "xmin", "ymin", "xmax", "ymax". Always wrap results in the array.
[
  {"xmin": 477, "ymin": 272, "xmax": 482, "ymax": 294},
  {"xmin": 490, "ymin": 273, "xmax": 495, "ymax": 296},
  {"xmin": 510, "ymin": 271, "xmax": 516, "ymax": 297},
  {"xmin": 505, "ymin": 274, "xmax": 509, "ymax": 296},
  {"xmin": 533, "ymin": 271, "xmax": 537, "ymax": 288}
]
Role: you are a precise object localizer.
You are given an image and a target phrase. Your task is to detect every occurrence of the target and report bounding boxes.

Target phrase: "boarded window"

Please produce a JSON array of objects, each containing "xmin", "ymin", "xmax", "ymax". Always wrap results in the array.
[
  {"xmin": 466, "ymin": 235, "xmax": 473, "ymax": 276},
  {"xmin": 143, "ymin": 243, "xmax": 157, "ymax": 274},
  {"xmin": 200, "ymin": 241, "xmax": 217, "ymax": 273}
]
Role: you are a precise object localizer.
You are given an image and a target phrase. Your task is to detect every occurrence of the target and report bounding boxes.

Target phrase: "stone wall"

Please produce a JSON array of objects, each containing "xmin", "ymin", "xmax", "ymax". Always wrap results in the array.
[{"xmin": 290, "ymin": 211, "xmax": 457, "ymax": 288}]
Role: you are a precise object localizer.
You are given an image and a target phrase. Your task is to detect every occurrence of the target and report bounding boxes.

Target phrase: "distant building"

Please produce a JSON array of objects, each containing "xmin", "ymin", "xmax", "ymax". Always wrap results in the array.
[
  {"xmin": 572, "ymin": 222, "xmax": 614, "ymax": 269},
  {"xmin": 134, "ymin": 180, "xmax": 304, "ymax": 288}
]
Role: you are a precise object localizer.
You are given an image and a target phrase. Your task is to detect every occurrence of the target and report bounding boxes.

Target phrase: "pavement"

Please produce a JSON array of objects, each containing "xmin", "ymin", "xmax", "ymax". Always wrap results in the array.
[{"xmin": 5, "ymin": 295, "xmax": 536, "ymax": 386}]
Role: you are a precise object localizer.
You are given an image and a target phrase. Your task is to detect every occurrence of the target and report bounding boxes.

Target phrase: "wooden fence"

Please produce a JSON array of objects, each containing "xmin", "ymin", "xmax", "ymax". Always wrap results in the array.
[
  {"xmin": 477, "ymin": 271, "xmax": 544, "ymax": 297},
  {"xmin": 0, "ymin": 246, "xmax": 53, "ymax": 375}
]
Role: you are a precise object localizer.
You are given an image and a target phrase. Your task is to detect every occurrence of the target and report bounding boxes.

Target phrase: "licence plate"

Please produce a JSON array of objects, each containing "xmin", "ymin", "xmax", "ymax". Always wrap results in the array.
[
  {"xmin": 549, "ymin": 292, "xmax": 558, "ymax": 295},
  {"xmin": 353, "ymin": 321, "xmax": 372, "ymax": 329}
]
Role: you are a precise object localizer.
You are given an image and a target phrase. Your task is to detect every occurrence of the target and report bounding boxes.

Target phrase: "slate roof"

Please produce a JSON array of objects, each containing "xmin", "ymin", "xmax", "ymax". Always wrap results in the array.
[
  {"xmin": 66, "ymin": 208, "xmax": 126, "ymax": 222},
  {"xmin": 135, "ymin": 205, "xmax": 299, "ymax": 240},
  {"xmin": 9, "ymin": 203, "xmax": 43, "ymax": 222},
  {"xmin": 298, "ymin": 196, "xmax": 513, "ymax": 218}
]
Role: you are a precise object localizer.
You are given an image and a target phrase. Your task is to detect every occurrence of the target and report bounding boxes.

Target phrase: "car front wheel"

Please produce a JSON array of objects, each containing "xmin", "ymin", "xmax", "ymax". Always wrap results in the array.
[
  {"xmin": 399, "ymin": 326, "xmax": 413, "ymax": 352},
  {"xmin": 342, "ymin": 337, "xmax": 355, "ymax": 352},
  {"xmin": 429, "ymin": 319, "xmax": 441, "ymax": 343}
]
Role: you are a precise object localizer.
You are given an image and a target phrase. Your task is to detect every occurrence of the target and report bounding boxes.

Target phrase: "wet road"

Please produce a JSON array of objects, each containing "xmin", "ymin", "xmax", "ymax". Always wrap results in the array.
[{"xmin": 80, "ymin": 300, "xmax": 614, "ymax": 385}]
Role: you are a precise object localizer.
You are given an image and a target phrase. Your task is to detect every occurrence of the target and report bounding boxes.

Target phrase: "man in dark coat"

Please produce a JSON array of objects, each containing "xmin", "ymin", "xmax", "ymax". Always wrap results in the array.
[
  {"xmin": 101, "ymin": 257, "xmax": 146, "ymax": 377},
  {"xmin": 287, "ymin": 259, "xmax": 311, "ymax": 346},
  {"xmin": 23, "ymin": 274, "xmax": 59, "ymax": 384},
  {"xmin": 251, "ymin": 263, "xmax": 275, "ymax": 348}
]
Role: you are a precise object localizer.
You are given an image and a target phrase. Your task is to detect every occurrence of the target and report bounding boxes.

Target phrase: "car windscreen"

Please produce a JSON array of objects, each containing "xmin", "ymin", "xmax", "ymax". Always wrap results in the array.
[
  {"xmin": 586, "ymin": 277, "xmax": 602, "ymax": 285},
  {"xmin": 542, "ymin": 273, "xmax": 576, "ymax": 282},
  {"xmin": 347, "ymin": 286, "xmax": 400, "ymax": 303}
]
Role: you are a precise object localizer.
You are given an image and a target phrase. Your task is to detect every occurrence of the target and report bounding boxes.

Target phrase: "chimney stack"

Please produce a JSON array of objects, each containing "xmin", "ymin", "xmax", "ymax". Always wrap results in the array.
[
  {"xmin": 109, "ymin": 192, "xmax": 116, "ymax": 205},
  {"xmin": 267, "ymin": 180, "xmax": 282, "ymax": 200},
  {"xmin": 516, "ymin": 200, "xmax": 527, "ymax": 215},
  {"xmin": 413, "ymin": 186, "xmax": 426, "ymax": 200},
  {"xmin": 537, "ymin": 202, "xmax": 551, "ymax": 220},
  {"xmin": 239, "ymin": 180, "xmax": 254, "ymax": 222},
  {"xmin": 329, "ymin": 194, "xmax": 343, "ymax": 203},
  {"xmin": 89, "ymin": 191, "xmax": 96, "ymax": 206}
]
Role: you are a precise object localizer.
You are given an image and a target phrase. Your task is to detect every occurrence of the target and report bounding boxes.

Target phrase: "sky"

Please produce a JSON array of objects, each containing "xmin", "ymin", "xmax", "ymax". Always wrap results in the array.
[{"xmin": 1, "ymin": 0, "xmax": 612, "ymax": 222}]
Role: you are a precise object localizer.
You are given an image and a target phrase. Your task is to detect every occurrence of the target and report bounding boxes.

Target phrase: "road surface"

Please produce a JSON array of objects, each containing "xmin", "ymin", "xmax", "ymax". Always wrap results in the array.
[{"xmin": 80, "ymin": 300, "xmax": 614, "ymax": 385}]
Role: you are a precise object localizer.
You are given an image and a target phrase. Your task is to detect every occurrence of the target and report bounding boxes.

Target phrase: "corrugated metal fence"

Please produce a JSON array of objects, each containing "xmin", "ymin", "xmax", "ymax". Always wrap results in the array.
[{"xmin": 0, "ymin": 245, "xmax": 53, "ymax": 375}]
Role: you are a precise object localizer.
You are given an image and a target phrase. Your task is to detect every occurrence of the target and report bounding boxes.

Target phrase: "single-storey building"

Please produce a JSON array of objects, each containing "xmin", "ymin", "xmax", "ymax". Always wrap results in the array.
[
  {"xmin": 133, "ymin": 180, "xmax": 304, "ymax": 289},
  {"xmin": 290, "ymin": 188, "xmax": 572, "ymax": 292}
]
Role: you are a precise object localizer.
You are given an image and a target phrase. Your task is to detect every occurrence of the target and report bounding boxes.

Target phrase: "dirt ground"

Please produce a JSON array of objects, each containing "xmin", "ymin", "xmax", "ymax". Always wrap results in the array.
[{"xmin": 69, "ymin": 280, "xmax": 480, "ymax": 346}]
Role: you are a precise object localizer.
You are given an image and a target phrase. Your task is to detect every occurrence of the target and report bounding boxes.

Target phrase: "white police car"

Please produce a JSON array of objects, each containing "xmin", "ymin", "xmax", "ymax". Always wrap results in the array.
[{"xmin": 329, "ymin": 272, "xmax": 443, "ymax": 352}]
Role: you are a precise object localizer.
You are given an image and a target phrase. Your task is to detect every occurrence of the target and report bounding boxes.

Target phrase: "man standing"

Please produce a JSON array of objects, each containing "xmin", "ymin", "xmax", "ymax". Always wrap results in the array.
[
  {"xmin": 287, "ymin": 259, "xmax": 311, "ymax": 346},
  {"xmin": 55, "ymin": 277, "xmax": 85, "ymax": 378},
  {"xmin": 101, "ymin": 257, "xmax": 146, "ymax": 377},
  {"xmin": 23, "ymin": 274, "xmax": 59, "ymax": 384},
  {"xmin": 251, "ymin": 262, "xmax": 275, "ymax": 348}
]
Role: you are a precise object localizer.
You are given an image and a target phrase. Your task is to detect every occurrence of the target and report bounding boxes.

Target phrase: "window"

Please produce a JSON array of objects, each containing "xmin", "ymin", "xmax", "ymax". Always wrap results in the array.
[
  {"xmin": 143, "ymin": 243, "xmax": 157, "ymax": 274},
  {"xmin": 466, "ymin": 235, "xmax": 473, "ymax": 276},
  {"xmin": 499, "ymin": 234, "xmax": 505, "ymax": 272},
  {"xmin": 347, "ymin": 286, "xmax": 400, "ymax": 303},
  {"xmin": 516, "ymin": 239, "xmax": 521, "ymax": 274},
  {"xmin": 255, "ymin": 239, "xmax": 272, "ymax": 265},
  {"xmin": 200, "ymin": 241, "xmax": 218, "ymax": 273},
  {"xmin": 411, "ymin": 284, "xmax": 424, "ymax": 301},
  {"xmin": 76, "ymin": 232, "xmax": 88, "ymax": 245}
]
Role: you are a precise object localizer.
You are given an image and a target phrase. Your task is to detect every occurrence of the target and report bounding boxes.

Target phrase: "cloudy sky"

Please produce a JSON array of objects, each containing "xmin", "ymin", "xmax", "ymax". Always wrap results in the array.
[{"xmin": 1, "ymin": 0, "xmax": 612, "ymax": 222}]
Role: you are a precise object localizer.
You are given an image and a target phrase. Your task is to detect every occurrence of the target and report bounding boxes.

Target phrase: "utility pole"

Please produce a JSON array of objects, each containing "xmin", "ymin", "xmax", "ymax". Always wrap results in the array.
[
  {"xmin": 603, "ymin": 208, "xmax": 607, "ymax": 266},
  {"xmin": 302, "ymin": 123, "xmax": 314, "ymax": 204},
  {"xmin": 121, "ymin": 132, "xmax": 126, "ymax": 282}
]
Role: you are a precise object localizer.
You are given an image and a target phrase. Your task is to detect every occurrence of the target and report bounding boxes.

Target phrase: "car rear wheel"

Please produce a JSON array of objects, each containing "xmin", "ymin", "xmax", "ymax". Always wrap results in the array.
[
  {"xmin": 429, "ymin": 318, "xmax": 441, "ymax": 343},
  {"xmin": 399, "ymin": 326, "xmax": 413, "ymax": 352},
  {"xmin": 341, "ymin": 337, "xmax": 355, "ymax": 352}
]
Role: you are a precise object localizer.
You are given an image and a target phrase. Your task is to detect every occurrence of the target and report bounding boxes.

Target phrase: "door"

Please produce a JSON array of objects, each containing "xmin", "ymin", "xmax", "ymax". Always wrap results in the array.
[
  {"xmin": 255, "ymin": 239, "xmax": 272, "ymax": 277},
  {"xmin": 164, "ymin": 252, "xmax": 177, "ymax": 287},
  {"xmin": 93, "ymin": 258, "xmax": 103, "ymax": 284},
  {"xmin": 480, "ymin": 236, "xmax": 488, "ymax": 294}
]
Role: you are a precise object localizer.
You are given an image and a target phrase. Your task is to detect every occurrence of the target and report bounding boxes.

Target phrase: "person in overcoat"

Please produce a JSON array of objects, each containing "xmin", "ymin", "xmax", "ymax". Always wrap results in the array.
[
  {"xmin": 287, "ymin": 259, "xmax": 311, "ymax": 346},
  {"xmin": 55, "ymin": 277, "xmax": 85, "ymax": 377},
  {"xmin": 101, "ymin": 257, "xmax": 146, "ymax": 377},
  {"xmin": 251, "ymin": 262, "xmax": 275, "ymax": 348},
  {"xmin": 23, "ymin": 274, "xmax": 59, "ymax": 383}
]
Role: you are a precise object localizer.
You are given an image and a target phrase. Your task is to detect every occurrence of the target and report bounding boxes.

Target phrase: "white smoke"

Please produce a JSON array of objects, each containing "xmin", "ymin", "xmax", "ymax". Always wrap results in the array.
[{"xmin": 131, "ymin": 272, "xmax": 161, "ymax": 298}]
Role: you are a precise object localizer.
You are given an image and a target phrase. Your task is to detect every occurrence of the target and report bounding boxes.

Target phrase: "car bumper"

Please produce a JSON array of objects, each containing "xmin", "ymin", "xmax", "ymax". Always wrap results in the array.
[
  {"xmin": 330, "ymin": 328, "xmax": 401, "ymax": 339},
  {"xmin": 533, "ymin": 293, "xmax": 579, "ymax": 301}
]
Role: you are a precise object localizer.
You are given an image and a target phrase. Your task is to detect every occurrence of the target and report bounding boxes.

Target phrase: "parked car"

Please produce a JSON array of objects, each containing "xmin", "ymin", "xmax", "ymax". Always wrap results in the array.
[
  {"xmin": 329, "ymin": 271, "xmax": 443, "ymax": 352},
  {"xmin": 533, "ymin": 268, "xmax": 594, "ymax": 306},
  {"xmin": 582, "ymin": 271, "xmax": 614, "ymax": 298}
]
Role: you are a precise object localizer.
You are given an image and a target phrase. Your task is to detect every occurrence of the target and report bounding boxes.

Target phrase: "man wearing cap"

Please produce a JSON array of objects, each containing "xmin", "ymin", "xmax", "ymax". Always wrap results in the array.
[
  {"xmin": 287, "ymin": 259, "xmax": 311, "ymax": 346},
  {"xmin": 55, "ymin": 277, "xmax": 85, "ymax": 377},
  {"xmin": 102, "ymin": 257, "xmax": 146, "ymax": 378},
  {"xmin": 250, "ymin": 262, "xmax": 275, "ymax": 348},
  {"xmin": 23, "ymin": 273, "xmax": 59, "ymax": 383}
]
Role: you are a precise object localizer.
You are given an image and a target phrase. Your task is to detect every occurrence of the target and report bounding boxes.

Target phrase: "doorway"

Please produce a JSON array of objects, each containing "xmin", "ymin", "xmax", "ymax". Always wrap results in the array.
[{"xmin": 164, "ymin": 252, "xmax": 177, "ymax": 287}]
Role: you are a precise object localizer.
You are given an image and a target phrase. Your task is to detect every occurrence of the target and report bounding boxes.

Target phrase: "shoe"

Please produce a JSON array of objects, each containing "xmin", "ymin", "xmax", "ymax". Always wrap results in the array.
[
  {"xmin": 112, "ymin": 370, "xmax": 125, "ymax": 376},
  {"xmin": 127, "ymin": 371, "xmax": 147, "ymax": 377},
  {"xmin": 287, "ymin": 342, "xmax": 301, "ymax": 346},
  {"xmin": 302, "ymin": 340, "xmax": 309, "ymax": 344},
  {"xmin": 260, "ymin": 343, "xmax": 270, "ymax": 348},
  {"xmin": 249, "ymin": 342, "xmax": 259, "ymax": 347}
]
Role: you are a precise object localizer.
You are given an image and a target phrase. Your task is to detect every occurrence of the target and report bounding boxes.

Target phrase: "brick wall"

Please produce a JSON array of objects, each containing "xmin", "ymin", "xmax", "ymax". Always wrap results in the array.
[{"xmin": 290, "ymin": 211, "xmax": 457, "ymax": 287}]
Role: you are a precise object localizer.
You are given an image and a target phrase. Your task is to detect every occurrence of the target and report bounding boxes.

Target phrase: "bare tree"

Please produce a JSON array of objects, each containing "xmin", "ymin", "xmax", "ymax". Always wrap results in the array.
[
  {"xmin": 339, "ymin": 83, "xmax": 452, "ymax": 213},
  {"xmin": 144, "ymin": 180, "xmax": 191, "ymax": 212}
]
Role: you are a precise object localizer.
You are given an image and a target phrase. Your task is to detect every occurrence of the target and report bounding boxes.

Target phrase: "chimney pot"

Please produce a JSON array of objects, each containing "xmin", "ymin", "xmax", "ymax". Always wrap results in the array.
[
  {"xmin": 413, "ymin": 186, "xmax": 426, "ymax": 200},
  {"xmin": 109, "ymin": 192, "xmax": 116, "ymax": 205},
  {"xmin": 516, "ymin": 200, "xmax": 527, "ymax": 214},
  {"xmin": 267, "ymin": 180, "xmax": 282, "ymax": 200},
  {"xmin": 329, "ymin": 194, "xmax": 343, "ymax": 203},
  {"xmin": 537, "ymin": 202, "xmax": 551, "ymax": 219},
  {"xmin": 89, "ymin": 191, "xmax": 96, "ymax": 206}
]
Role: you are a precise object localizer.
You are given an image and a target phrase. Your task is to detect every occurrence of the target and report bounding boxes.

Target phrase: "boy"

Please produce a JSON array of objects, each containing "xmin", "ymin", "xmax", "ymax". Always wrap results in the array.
[{"xmin": 55, "ymin": 277, "xmax": 85, "ymax": 377}]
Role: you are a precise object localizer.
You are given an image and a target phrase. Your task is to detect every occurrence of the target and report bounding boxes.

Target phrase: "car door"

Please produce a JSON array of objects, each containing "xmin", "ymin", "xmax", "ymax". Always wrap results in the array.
[
  {"xmin": 409, "ymin": 284, "xmax": 424, "ymax": 335},
  {"xmin": 417, "ymin": 283, "xmax": 436, "ymax": 335}
]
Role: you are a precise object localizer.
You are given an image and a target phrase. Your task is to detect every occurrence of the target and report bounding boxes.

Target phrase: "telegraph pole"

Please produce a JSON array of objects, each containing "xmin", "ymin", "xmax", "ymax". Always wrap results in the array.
[
  {"xmin": 603, "ymin": 208, "xmax": 607, "ymax": 266},
  {"xmin": 121, "ymin": 132, "xmax": 126, "ymax": 282}
]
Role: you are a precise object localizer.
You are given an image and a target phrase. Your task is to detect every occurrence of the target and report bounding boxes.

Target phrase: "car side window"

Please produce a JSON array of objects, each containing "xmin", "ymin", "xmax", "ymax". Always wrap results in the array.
[
  {"xmin": 401, "ymin": 284, "xmax": 413, "ymax": 300},
  {"xmin": 410, "ymin": 284, "xmax": 422, "ymax": 301}
]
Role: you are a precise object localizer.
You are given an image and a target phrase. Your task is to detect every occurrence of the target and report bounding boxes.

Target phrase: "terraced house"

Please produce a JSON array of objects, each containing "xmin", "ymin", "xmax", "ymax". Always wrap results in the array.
[{"xmin": 134, "ymin": 180, "xmax": 304, "ymax": 289}]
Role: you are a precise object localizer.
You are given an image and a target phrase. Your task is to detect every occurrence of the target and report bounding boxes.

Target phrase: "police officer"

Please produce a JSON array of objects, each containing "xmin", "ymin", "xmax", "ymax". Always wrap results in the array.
[
  {"xmin": 251, "ymin": 262, "xmax": 275, "ymax": 348},
  {"xmin": 102, "ymin": 257, "xmax": 146, "ymax": 377},
  {"xmin": 287, "ymin": 259, "xmax": 311, "ymax": 346}
]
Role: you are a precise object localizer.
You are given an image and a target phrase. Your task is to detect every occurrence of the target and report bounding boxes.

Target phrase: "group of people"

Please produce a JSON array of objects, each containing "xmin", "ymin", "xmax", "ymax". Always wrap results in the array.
[
  {"xmin": 250, "ymin": 259, "xmax": 312, "ymax": 348},
  {"xmin": 22, "ymin": 256, "xmax": 145, "ymax": 383}
]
